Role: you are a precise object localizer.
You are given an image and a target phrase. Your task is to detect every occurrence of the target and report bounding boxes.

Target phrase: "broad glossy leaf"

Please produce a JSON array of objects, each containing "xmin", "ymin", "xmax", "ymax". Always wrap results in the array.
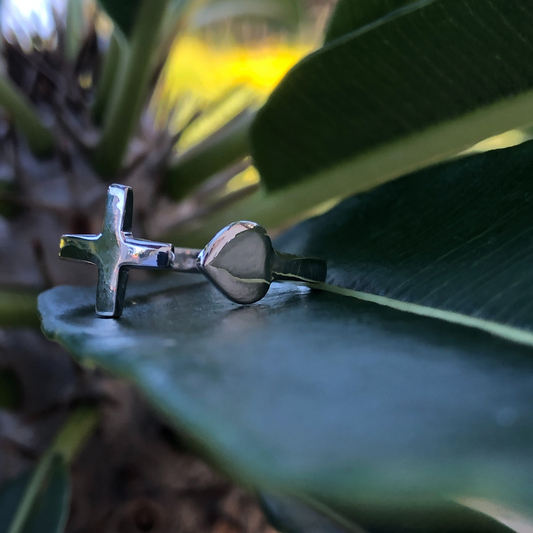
[
  {"xmin": 0, "ymin": 456, "xmax": 70, "ymax": 533},
  {"xmin": 39, "ymin": 276, "xmax": 533, "ymax": 512},
  {"xmin": 276, "ymin": 139, "xmax": 533, "ymax": 344},
  {"xmin": 251, "ymin": 0, "xmax": 533, "ymax": 200},
  {"xmin": 323, "ymin": 0, "xmax": 422, "ymax": 44},
  {"xmin": 260, "ymin": 494, "xmax": 518, "ymax": 533}
]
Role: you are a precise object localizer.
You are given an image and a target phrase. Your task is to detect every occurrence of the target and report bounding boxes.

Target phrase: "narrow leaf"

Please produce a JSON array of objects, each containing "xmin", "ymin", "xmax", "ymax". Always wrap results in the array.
[
  {"xmin": 165, "ymin": 110, "xmax": 254, "ymax": 200},
  {"xmin": 92, "ymin": 30, "xmax": 128, "ymax": 126},
  {"xmin": 93, "ymin": 0, "xmax": 169, "ymax": 178},
  {"xmin": 0, "ymin": 77, "xmax": 54, "ymax": 157},
  {"xmin": 0, "ymin": 456, "xmax": 70, "ymax": 533},
  {"xmin": 65, "ymin": 0, "xmax": 86, "ymax": 61},
  {"xmin": 191, "ymin": 0, "xmax": 302, "ymax": 32},
  {"xmin": 2, "ymin": 406, "xmax": 97, "ymax": 533}
]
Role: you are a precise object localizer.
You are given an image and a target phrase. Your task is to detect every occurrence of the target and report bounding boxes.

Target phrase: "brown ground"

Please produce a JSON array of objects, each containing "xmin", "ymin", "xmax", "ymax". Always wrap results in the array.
[{"xmin": 0, "ymin": 330, "xmax": 277, "ymax": 533}]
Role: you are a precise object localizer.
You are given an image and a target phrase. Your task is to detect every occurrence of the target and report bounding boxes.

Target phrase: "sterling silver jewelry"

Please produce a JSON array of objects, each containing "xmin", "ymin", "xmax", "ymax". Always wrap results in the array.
[{"xmin": 59, "ymin": 184, "xmax": 327, "ymax": 318}]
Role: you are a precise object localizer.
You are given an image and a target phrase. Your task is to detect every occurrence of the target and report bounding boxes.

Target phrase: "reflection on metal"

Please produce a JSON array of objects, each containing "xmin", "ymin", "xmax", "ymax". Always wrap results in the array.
[
  {"xmin": 198, "ymin": 221, "xmax": 327, "ymax": 305},
  {"xmin": 60, "ymin": 184, "xmax": 327, "ymax": 318},
  {"xmin": 59, "ymin": 184, "xmax": 199, "ymax": 317}
]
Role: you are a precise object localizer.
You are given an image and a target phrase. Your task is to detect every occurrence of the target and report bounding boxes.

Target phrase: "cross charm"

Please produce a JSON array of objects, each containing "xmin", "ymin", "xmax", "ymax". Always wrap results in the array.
[{"xmin": 59, "ymin": 184, "xmax": 175, "ymax": 317}]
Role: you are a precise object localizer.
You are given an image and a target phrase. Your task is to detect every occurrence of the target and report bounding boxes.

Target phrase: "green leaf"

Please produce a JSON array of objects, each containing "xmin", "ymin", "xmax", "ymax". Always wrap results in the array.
[
  {"xmin": 0, "ymin": 77, "xmax": 54, "ymax": 157},
  {"xmin": 98, "ymin": 0, "xmax": 142, "ymax": 37},
  {"xmin": 2, "ymin": 407, "xmax": 96, "ymax": 533},
  {"xmin": 276, "ymin": 139, "xmax": 533, "ymax": 345},
  {"xmin": 191, "ymin": 0, "xmax": 303, "ymax": 32},
  {"xmin": 93, "ymin": 0, "xmax": 170, "ymax": 177},
  {"xmin": 0, "ymin": 456, "xmax": 70, "ymax": 533},
  {"xmin": 165, "ymin": 110, "xmax": 254, "ymax": 200},
  {"xmin": 65, "ymin": 0, "xmax": 86, "ymax": 61},
  {"xmin": 40, "ymin": 133, "xmax": 533, "ymax": 514},
  {"xmin": 260, "ymin": 494, "xmax": 519, "ymax": 533},
  {"xmin": 323, "ymin": 0, "xmax": 424, "ymax": 44},
  {"xmin": 251, "ymin": 0, "xmax": 533, "ymax": 203},
  {"xmin": 38, "ymin": 274, "xmax": 533, "ymax": 512},
  {"xmin": 92, "ymin": 30, "xmax": 128, "ymax": 126}
]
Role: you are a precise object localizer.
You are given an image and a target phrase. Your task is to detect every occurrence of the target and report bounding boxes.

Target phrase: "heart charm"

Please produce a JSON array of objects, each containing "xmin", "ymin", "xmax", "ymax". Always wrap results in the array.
[{"xmin": 197, "ymin": 221, "xmax": 274, "ymax": 304}]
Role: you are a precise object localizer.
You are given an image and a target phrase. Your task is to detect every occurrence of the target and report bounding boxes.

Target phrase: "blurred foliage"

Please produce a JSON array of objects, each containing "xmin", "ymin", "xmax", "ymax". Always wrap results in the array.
[
  {"xmin": 157, "ymin": 33, "xmax": 312, "ymax": 149},
  {"xmin": 154, "ymin": 5, "xmax": 318, "ymax": 200}
]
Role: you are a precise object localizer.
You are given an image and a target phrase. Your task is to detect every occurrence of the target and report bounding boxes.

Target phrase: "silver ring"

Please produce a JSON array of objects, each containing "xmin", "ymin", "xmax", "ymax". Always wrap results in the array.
[{"xmin": 59, "ymin": 184, "xmax": 327, "ymax": 318}]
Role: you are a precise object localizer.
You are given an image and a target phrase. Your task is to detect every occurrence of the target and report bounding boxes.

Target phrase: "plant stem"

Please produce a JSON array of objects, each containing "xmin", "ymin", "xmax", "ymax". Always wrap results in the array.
[
  {"xmin": 163, "ymin": 179, "xmax": 340, "ymax": 248},
  {"xmin": 50, "ymin": 405, "xmax": 100, "ymax": 463},
  {"xmin": 92, "ymin": 30, "xmax": 128, "ymax": 126},
  {"xmin": 65, "ymin": 0, "xmax": 85, "ymax": 61},
  {"xmin": 165, "ymin": 110, "xmax": 254, "ymax": 200},
  {"xmin": 7, "ymin": 405, "xmax": 99, "ymax": 533},
  {"xmin": 0, "ymin": 288, "xmax": 40, "ymax": 328},
  {"xmin": 0, "ymin": 77, "xmax": 54, "ymax": 157},
  {"xmin": 93, "ymin": 0, "xmax": 169, "ymax": 178},
  {"xmin": 154, "ymin": 0, "xmax": 193, "ymax": 67},
  {"xmin": 6, "ymin": 452, "xmax": 56, "ymax": 533}
]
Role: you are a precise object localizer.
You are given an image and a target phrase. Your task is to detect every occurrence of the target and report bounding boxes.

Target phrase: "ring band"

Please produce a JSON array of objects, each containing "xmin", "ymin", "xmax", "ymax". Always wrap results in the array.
[{"xmin": 59, "ymin": 184, "xmax": 327, "ymax": 318}]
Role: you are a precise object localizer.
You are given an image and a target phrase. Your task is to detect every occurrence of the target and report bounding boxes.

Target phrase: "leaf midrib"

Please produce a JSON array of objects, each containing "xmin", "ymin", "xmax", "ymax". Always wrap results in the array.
[{"xmin": 319, "ymin": 283, "xmax": 533, "ymax": 349}]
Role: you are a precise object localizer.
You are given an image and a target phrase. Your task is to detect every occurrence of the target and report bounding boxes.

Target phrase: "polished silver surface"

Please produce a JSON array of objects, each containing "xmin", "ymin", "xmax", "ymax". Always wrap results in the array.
[
  {"xmin": 172, "ymin": 248, "xmax": 202, "ymax": 273},
  {"xmin": 197, "ymin": 221, "xmax": 327, "ymax": 304},
  {"xmin": 59, "ymin": 184, "xmax": 199, "ymax": 317},
  {"xmin": 60, "ymin": 185, "xmax": 327, "ymax": 317}
]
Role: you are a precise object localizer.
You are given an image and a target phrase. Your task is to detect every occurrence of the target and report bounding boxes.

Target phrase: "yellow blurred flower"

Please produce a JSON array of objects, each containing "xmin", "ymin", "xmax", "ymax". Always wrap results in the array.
[
  {"xmin": 156, "ymin": 34, "xmax": 312, "ymax": 149},
  {"xmin": 161, "ymin": 34, "xmax": 310, "ymax": 102},
  {"xmin": 153, "ymin": 32, "xmax": 312, "ymax": 195}
]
